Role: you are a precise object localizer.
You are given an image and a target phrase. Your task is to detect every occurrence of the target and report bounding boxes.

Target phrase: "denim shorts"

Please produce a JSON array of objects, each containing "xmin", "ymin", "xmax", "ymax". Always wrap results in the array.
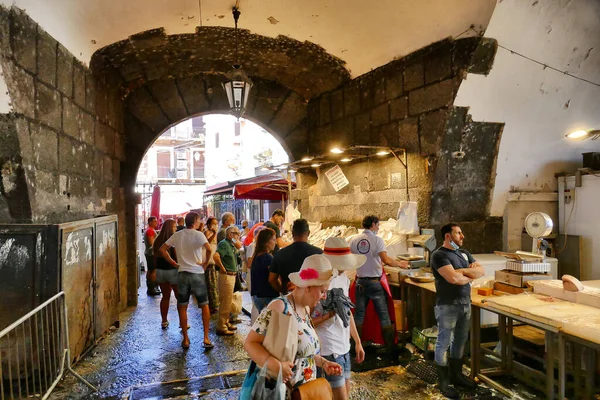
[
  {"xmin": 156, "ymin": 269, "xmax": 178, "ymax": 285},
  {"xmin": 317, "ymin": 352, "xmax": 351, "ymax": 388},
  {"xmin": 176, "ymin": 272, "xmax": 208, "ymax": 306}
]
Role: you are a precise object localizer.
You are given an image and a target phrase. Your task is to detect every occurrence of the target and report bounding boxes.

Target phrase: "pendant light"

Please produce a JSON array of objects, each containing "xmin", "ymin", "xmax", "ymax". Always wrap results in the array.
[{"xmin": 222, "ymin": 6, "xmax": 253, "ymax": 120}]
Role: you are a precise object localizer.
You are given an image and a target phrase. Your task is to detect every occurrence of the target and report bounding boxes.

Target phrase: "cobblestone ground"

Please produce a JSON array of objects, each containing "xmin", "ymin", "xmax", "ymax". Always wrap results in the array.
[{"xmin": 49, "ymin": 274, "xmax": 517, "ymax": 399}]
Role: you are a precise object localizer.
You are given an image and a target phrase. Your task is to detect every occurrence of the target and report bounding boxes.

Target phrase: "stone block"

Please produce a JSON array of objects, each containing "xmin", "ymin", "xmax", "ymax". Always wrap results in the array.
[
  {"xmin": 112, "ymin": 159, "xmax": 120, "ymax": 185},
  {"xmin": 453, "ymin": 37, "xmax": 479, "ymax": 73},
  {"xmin": 373, "ymin": 78, "xmax": 386, "ymax": 105},
  {"xmin": 398, "ymin": 117, "xmax": 419, "ymax": 153},
  {"xmin": 176, "ymin": 76, "xmax": 209, "ymax": 116},
  {"xmin": 203, "ymin": 75, "xmax": 230, "ymax": 112},
  {"xmin": 408, "ymin": 79, "xmax": 454, "ymax": 116},
  {"xmin": 270, "ymin": 92, "xmax": 307, "ymax": 137},
  {"xmin": 385, "ymin": 67, "xmax": 404, "ymax": 100},
  {"xmin": 331, "ymin": 118, "xmax": 354, "ymax": 148},
  {"xmin": 343, "ymin": 85, "xmax": 360, "ymax": 117},
  {"xmin": 468, "ymin": 38, "xmax": 498, "ymax": 76},
  {"xmin": 420, "ymin": 109, "xmax": 449, "ymax": 155},
  {"xmin": 307, "ymin": 100, "xmax": 320, "ymax": 129},
  {"xmin": 404, "ymin": 62, "xmax": 424, "ymax": 91},
  {"xmin": 330, "ymin": 90, "xmax": 344, "ymax": 121},
  {"xmin": 80, "ymin": 112, "xmax": 95, "ymax": 145},
  {"xmin": 10, "ymin": 8, "xmax": 37, "ymax": 72},
  {"xmin": 284, "ymin": 125, "xmax": 309, "ymax": 161},
  {"xmin": 35, "ymin": 83, "xmax": 62, "ymax": 130},
  {"xmin": 85, "ymin": 72, "xmax": 96, "ymax": 113},
  {"xmin": 95, "ymin": 81, "xmax": 109, "ymax": 122},
  {"xmin": 34, "ymin": 169, "xmax": 57, "ymax": 194},
  {"xmin": 56, "ymin": 44, "xmax": 73, "ymax": 96},
  {"xmin": 424, "ymin": 44, "xmax": 452, "ymax": 84},
  {"xmin": 62, "ymin": 97, "xmax": 81, "ymax": 139},
  {"xmin": 114, "ymin": 132, "xmax": 126, "ymax": 161},
  {"xmin": 319, "ymin": 94, "xmax": 331, "ymax": 125},
  {"xmin": 30, "ymin": 123, "xmax": 58, "ymax": 170},
  {"xmin": 148, "ymin": 79, "xmax": 188, "ymax": 123},
  {"xmin": 58, "ymin": 135, "xmax": 78, "ymax": 174},
  {"xmin": 37, "ymin": 30, "xmax": 57, "ymax": 87},
  {"xmin": 370, "ymin": 103, "xmax": 389, "ymax": 127},
  {"xmin": 126, "ymin": 87, "xmax": 170, "ymax": 133},
  {"xmin": 359, "ymin": 79, "xmax": 374, "ymax": 110},
  {"xmin": 73, "ymin": 61, "xmax": 85, "ymax": 107},
  {"xmin": 4, "ymin": 66, "xmax": 35, "ymax": 119},
  {"xmin": 353, "ymin": 112, "xmax": 371, "ymax": 145},
  {"xmin": 14, "ymin": 117, "xmax": 33, "ymax": 166},
  {"xmin": 379, "ymin": 122, "xmax": 399, "ymax": 147},
  {"xmin": 0, "ymin": 8, "xmax": 10, "ymax": 56},
  {"xmin": 103, "ymin": 156, "xmax": 112, "ymax": 182},
  {"xmin": 107, "ymin": 89, "xmax": 121, "ymax": 129},
  {"xmin": 390, "ymin": 96, "xmax": 408, "ymax": 121}
]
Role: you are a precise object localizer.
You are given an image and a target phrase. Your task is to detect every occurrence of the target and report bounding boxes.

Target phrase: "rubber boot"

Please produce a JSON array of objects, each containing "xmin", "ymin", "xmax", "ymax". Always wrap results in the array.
[
  {"xmin": 449, "ymin": 357, "xmax": 477, "ymax": 389},
  {"xmin": 435, "ymin": 364, "xmax": 459, "ymax": 399},
  {"xmin": 381, "ymin": 325, "xmax": 398, "ymax": 357}
]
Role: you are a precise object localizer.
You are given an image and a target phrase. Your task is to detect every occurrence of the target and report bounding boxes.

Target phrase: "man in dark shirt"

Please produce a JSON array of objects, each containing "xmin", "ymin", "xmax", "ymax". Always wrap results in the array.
[
  {"xmin": 430, "ymin": 223, "xmax": 484, "ymax": 398},
  {"xmin": 263, "ymin": 209, "xmax": 289, "ymax": 251},
  {"xmin": 268, "ymin": 218, "xmax": 322, "ymax": 293},
  {"xmin": 176, "ymin": 217, "xmax": 185, "ymax": 231}
]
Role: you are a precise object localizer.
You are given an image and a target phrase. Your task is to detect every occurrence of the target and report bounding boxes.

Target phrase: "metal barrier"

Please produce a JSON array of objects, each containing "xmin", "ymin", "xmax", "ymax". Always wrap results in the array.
[{"xmin": 0, "ymin": 292, "xmax": 97, "ymax": 400}]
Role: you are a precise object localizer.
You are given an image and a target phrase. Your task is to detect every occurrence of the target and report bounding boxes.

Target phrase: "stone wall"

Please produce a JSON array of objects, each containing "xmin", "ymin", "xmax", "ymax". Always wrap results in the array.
[
  {"xmin": 294, "ymin": 38, "xmax": 504, "ymax": 253},
  {"xmin": 0, "ymin": 6, "xmax": 130, "ymax": 307}
]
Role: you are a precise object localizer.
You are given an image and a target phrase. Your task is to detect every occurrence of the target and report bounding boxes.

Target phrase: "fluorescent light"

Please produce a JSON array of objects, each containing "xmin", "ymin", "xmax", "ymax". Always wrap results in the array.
[
  {"xmin": 311, "ymin": 163, "xmax": 321, "ymax": 168},
  {"xmin": 340, "ymin": 157, "xmax": 352, "ymax": 162},
  {"xmin": 376, "ymin": 151, "xmax": 389, "ymax": 156},
  {"xmin": 330, "ymin": 147, "xmax": 344, "ymax": 154},
  {"xmin": 566, "ymin": 130, "xmax": 589, "ymax": 139},
  {"xmin": 301, "ymin": 156, "xmax": 313, "ymax": 162}
]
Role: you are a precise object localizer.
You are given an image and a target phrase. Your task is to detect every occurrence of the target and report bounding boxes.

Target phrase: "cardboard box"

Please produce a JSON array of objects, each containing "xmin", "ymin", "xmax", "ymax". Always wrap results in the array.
[
  {"xmin": 495, "ymin": 269, "xmax": 552, "ymax": 288},
  {"xmin": 394, "ymin": 300, "xmax": 405, "ymax": 332}
]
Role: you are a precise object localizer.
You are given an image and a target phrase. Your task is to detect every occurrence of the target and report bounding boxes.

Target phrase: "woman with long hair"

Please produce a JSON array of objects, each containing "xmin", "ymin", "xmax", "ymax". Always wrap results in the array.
[
  {"xmin": 250, "ymin": 228, "xmax": 278, "ymax": 313},
  {"xmin": 153, "ymin": 218, "xmax": 179, "ymax": 329},
  {"xmin": 203, "ymin": 217, "xmax": 220, "ymax": 314}
]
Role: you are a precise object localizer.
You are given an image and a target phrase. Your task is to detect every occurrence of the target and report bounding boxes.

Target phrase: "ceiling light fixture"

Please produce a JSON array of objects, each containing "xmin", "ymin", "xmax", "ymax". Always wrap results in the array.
[
  {"xmin": 330, "ymin": 147, "xmax": 344, "ymax": 154},
  {"xmin": 566, "ymin": 129, "xmax": 600, "ymax": 140},
  {"xmin": 222, "ymin": 6, "xmax": 253, "ymax": 120},
  {"xmin": 301, "ymin": 156, "xmax": 313, "ymax": 162},
  {"xmin": 376, "ymin": 150, "xmax": 390, "ymax": 156},
  {"xmin": 311, "ymin": 163, "xmax": 321, "ymax": 168},
  {"xmin": 340, "ymin": 157, "xmax": 352, "ymax": 162}
]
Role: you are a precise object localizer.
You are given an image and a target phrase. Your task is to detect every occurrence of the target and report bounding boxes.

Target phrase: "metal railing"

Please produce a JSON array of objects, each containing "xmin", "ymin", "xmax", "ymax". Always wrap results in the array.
[{"xmin": 0, "ymin": 292, "xmax": 97, "ymax": 399}]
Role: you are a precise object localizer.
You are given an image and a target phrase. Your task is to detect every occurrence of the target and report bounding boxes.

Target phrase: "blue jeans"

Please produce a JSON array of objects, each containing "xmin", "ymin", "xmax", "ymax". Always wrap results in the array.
[
  {"xmin": 317, "ymin": 352, "xmax": 351, "ymax": 388},
  {"xmin": 434, "ymin": 304, "xmax": 471, "ymax": 366},
  {"xmin": 354, "ymin": 278, "xmax": 391, "ymax": 327},
  {"xmin": 176, "ymin": 272, "xmax": 208, "ymax": 306},
  {"xmin": 252, "ymin": 296, "xmax": 275, "ymax": 314}
]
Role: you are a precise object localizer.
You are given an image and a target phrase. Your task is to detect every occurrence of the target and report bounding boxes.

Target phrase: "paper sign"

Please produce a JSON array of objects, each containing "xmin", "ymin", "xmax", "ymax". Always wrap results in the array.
[{"xmin": 325, "ymin": 165, "xmax": 350, "ymax": 192}]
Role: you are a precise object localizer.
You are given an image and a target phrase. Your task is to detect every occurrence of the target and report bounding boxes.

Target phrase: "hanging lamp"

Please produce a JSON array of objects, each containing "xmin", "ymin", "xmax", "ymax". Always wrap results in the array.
[{"xmin": 222, "ymin": 6, "xmax": 253, "ymax": 120}]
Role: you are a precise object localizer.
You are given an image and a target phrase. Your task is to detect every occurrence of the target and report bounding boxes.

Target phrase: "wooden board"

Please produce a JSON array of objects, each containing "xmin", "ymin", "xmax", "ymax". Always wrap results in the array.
[{"xmin": 513, "ymin": 325, "xmax": 546, "ymax": 346}]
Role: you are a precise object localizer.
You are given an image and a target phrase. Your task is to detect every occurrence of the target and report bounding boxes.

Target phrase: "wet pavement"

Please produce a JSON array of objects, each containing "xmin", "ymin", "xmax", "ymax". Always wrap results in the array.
[{"xmin": 49, "ymin": 274, "xmax": 531, "ymax": 399}]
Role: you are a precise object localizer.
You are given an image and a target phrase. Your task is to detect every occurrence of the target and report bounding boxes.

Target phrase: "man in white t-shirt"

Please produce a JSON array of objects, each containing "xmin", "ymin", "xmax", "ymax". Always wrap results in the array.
[
  {"xmin": 349, "ymin": 215, "xmax": 408, "ymax": 354},
  {"xmin": 159, "ymin": 211, "xmax": 214, "ymax": 349},
  {"xmin": 313, "ymin": 237, "xmax": 366, "ymax": 399}
]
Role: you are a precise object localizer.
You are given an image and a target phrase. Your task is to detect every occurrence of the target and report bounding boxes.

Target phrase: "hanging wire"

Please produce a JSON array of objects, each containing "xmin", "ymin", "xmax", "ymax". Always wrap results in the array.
[{"xmin": 233, "ymin": 7, "xmax": 240, "ymax": 66}]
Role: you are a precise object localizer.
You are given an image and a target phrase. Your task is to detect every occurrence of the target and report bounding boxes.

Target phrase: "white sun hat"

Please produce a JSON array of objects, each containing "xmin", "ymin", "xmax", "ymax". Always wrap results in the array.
[
  {"xmin": 288, "ymin": 254, "xmax": 335, "ymax": 288},
  {"xmin": 323, "ymin": 237, "xmax": 366, "ymax": 271}
]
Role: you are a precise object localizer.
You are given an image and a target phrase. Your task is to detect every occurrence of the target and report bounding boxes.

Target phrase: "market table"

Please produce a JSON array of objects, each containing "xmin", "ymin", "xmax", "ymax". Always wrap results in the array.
[{"xmin": 403, "ymin": 278, "xmax": 599, "ymax": 399}]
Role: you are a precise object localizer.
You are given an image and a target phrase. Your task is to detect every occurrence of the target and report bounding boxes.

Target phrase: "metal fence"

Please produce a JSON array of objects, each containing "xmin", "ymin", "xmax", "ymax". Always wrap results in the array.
[{"xmin": 0, "ymin": 292, "xmax": 96, "ymax": 400}]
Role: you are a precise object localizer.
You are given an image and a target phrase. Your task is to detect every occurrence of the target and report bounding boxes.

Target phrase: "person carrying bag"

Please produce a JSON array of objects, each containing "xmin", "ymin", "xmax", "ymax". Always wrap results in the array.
[{"xmin": 243, "ymin": 255, "xmax": 342, "ymax": 399}]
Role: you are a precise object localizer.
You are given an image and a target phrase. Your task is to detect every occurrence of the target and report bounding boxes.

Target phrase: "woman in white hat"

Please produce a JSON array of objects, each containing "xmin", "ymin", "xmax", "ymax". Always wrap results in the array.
[
  {"xmin": 312, "ymin": 237, "xmax": 366, "ymax": 400},
  {"xmin": 244, "ymin": 254, "xmax": 343, "ymax": 392}
]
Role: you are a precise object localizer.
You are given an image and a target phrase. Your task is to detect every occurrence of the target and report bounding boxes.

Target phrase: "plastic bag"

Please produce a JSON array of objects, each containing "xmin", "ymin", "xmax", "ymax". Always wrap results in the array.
[
  {"xmin": 396, "ymin": 201, "xmax": 419, "ymax": 234},
  {"xmin": 231, "ymin": 291, "xmax": 243, "ymax": 315},
  {"xmin": 251, "ymin": 362, "xmax": 286, "ymax": 400}
]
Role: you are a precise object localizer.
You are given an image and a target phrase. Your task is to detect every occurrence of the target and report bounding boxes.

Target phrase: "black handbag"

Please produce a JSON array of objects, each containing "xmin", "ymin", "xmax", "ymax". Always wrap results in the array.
[{"xmin": 234, "ymin": 271, "xmax": 244, "ymax": 292}]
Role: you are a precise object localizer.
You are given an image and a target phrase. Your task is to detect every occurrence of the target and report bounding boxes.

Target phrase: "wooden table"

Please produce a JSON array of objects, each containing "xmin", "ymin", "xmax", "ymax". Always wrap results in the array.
[{"xmin": 403, "ymin": 278, "xmax": 599, "ymax": 399}]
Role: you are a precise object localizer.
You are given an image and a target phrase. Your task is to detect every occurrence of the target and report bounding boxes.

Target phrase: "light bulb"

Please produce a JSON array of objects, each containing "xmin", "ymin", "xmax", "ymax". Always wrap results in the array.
[
  {"xmin": 311, "ymin": 163, "xmax": 321, "ymax": 168},
  {"xmin": 301, "ymin": 156, "xmax": 313, "ymax": 162},
  {"xmin": 566, "ymin": 130, "xmax": 588, "ymax": 139},
  {"xmin": 330, "ymin": 147, "xmax": 344, "ymax": 154},
  {"xmin": 376, "ymin": 151, "xmax": 389, "ymax": 156},
  {"xmin": 340, "ymin": 158, "xmax": 352, "ymax": 162}
]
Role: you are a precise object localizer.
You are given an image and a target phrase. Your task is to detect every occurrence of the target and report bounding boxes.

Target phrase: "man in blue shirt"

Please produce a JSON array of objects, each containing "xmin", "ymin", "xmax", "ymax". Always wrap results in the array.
[{"xmin": 430, "ymin": 223, "xmax": 484, "ymax": 398}]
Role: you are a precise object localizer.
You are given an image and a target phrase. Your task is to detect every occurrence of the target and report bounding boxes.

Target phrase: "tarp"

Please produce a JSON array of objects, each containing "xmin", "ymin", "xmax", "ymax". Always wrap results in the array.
[
  {"xmin": 233, "ymin": 173, "xmax": 296, "ymax": 201},
  {"xmin": 150, "ymin": 186, "xmax": 161, "ymax": 219},
  {"xmin": 159, "ymin": 191, "xmax": 197, "ymax": 215}
]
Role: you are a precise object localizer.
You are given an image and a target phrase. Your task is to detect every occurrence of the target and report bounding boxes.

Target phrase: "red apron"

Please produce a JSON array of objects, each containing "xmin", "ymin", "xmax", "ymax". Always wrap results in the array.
[{"xmin": 349, "ymin": 267, "xmax": 397, "ymax": 345}]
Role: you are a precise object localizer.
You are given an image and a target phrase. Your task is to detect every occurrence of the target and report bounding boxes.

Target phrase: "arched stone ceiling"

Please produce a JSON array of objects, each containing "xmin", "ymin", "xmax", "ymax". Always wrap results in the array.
[{"xmin": 1, "ymin": 0, "xmax": 496, "ymax": 78}]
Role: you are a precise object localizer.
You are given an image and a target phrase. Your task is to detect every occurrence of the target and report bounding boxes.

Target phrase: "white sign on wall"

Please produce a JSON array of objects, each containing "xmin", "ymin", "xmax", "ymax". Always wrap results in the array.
[{"xmin": 325, "ymin": 165, "xmax": 350, "ymax": 192}]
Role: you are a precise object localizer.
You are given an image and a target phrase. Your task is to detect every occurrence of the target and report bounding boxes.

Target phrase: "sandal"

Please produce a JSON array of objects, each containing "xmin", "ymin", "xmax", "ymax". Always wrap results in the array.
[
  {"xmin": 203, "ymin": 342, "xmax": 214, "ymax": 349},
  {"xmin": 161, "ymin": 321, "xmax": 169, "ymax": 329},
  {"xmin": 181, "ymin": 341, "xmax": 190, "ymax": 349}
]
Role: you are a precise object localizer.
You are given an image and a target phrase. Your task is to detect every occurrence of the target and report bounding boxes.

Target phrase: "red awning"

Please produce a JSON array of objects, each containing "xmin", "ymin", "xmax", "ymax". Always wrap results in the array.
[{"xmin": 233, "ymin": 173, "xmax": 296, "ymax": 201}]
